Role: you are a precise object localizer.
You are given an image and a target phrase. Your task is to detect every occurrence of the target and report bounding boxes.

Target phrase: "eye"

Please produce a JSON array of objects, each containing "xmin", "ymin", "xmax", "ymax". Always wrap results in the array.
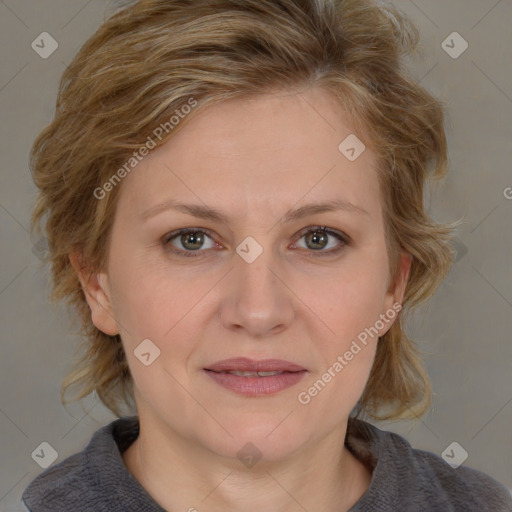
[
  {"xmin": 292, "ymin": 226, "xmax": 349, "ymax": 256},
  {"xmin": 163, "ymin": 228, "xmax": 218, "ymax": 257},
  {"xmin": 162, "ymin": 226, "xmax": 349, "ymax": 258}
]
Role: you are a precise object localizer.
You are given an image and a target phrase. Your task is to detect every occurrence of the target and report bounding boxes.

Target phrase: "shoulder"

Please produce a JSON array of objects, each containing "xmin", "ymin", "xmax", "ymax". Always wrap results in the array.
[
  {"xmin": 346, "ymin": 418, "xmax": 512, "ymax": 512},
  {"xmin": 21, "ymin": 451, "xmax": 87, "ymax": 512},
  {"xmin": 21, "ymin": 416, "xmax": 148, "ymax": 512},
  {"xmin": 410, "ymin": 444, "xmax": 512, "ymax": 510}
]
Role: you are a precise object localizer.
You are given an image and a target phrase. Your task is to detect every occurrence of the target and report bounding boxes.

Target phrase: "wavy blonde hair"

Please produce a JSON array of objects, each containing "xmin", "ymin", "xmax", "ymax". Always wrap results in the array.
[{"xmin": 30, "ymin": 0, "xmax": 461, "ymax": 420}]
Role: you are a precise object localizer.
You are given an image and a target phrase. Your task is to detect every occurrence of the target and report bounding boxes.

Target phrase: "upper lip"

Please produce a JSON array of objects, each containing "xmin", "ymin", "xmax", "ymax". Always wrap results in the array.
[{"xmin": 205, "ymin": 358, "xmax": 306, "ymax": 373}]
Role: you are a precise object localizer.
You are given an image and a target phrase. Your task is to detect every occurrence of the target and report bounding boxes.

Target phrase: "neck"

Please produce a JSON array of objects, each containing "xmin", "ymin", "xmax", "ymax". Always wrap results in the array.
[{"xmin": 122, "ymin": 416, "xmax": 372, "ymax": 512}]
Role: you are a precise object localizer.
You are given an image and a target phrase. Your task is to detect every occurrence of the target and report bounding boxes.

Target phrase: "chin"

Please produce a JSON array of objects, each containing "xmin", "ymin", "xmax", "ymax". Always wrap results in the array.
[{"xmin": 202, "ymin": 416, "xmax": 307, "ymax": 464}]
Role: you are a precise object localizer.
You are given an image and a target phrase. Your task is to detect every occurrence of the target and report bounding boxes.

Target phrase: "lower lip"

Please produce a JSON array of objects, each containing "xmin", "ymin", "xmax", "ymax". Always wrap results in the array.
[{"xmin": 204, "ymin": 370, "xmax": 307, "ymax": 396}]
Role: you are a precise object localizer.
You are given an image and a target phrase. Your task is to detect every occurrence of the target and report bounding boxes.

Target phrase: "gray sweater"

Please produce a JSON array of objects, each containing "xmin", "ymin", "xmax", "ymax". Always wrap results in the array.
[{"xmin": 21, "ymin": 416, "xmax": 512, "ymax": 511}]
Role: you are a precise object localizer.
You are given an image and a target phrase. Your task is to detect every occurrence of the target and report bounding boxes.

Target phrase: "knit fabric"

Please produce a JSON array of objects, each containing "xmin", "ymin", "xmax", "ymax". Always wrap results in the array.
[{"xmin": 21, "ymin": 416, "xmax": 512, "ymax": 511}]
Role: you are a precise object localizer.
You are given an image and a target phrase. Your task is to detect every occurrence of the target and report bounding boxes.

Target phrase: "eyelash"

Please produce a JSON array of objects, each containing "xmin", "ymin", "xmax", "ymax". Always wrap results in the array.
[{"xmin": 162, "ymin": 226, "xmax": 350, "ymax": 258}]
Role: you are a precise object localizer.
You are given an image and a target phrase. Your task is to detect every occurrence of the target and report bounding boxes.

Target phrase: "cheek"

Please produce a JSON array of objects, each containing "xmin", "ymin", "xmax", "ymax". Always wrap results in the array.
[
  {"xmin": 108, "ymin": 249, "xmax": 203, "ymax": 334},
  {"xmin": 299, "ymin": 250, "xmax": 389, "ymax": 401},
  {"xmin": 309, "ymin": 254, "xmax": 390, "ymax": 345},
  {"xmin": 297, "ymin": 290, "xmax": 382, "ymax": 417},
  {"xmin": 107, "ymin": 254, "xmax": 220, "ymax": 387}
]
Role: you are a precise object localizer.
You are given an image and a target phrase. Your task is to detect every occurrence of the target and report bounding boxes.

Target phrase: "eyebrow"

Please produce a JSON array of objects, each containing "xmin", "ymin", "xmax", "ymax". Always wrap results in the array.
[
  {"xmin": 141, "ymin": 199, "xmax": 369, "ymax": 223},
  {"xmin": 141, "ymin": 198, "xmax": 369, "ymax": 224}
]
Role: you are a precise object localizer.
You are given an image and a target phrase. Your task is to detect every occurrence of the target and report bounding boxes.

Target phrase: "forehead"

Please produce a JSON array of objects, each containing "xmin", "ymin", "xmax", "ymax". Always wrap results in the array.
[{"xmin": 116, "ymin": 88, "xmax": 382, "ymax": 223}]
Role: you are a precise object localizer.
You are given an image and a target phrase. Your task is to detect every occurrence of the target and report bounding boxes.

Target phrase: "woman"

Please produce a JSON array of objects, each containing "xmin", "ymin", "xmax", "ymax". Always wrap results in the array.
[{"xmin": 21, "ymin": 0, "xmax": 512, "ymax": 510}]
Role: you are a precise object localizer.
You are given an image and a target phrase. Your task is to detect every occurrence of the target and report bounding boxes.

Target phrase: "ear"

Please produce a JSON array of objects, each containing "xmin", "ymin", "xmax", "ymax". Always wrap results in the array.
[
  {"xmin": 379, "ymin": 251, "xmax": 412, "ymax": 335},
  {"xmin": 69, "ymin": 249, "xmax": 119, "ymax": 336}
]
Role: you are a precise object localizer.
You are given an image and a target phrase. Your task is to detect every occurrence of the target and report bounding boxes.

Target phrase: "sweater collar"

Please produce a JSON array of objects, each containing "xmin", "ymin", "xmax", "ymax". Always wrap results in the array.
[{"xmin": 87, "ymin": 415, "xmax": 400, "ymax": 511}]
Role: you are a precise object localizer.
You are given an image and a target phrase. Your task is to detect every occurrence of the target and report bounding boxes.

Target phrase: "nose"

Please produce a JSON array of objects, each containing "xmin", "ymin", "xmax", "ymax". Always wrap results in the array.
[{"xmin": 219, "ymin": 243, "xmax": 295, "ymax": 338}]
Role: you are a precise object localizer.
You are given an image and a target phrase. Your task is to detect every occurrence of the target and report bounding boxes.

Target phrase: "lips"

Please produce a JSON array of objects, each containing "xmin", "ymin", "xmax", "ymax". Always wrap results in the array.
[
  {"xmin": 204, "ymin": 357, "xmax": 306, "ymax": 374},
  {"xmin": 203, "ymin": 358, "xmax": 307, "ymax": 395},
  {"xmin": 203, "ymin": 357, "xmax": 307, "ymax": 397}
]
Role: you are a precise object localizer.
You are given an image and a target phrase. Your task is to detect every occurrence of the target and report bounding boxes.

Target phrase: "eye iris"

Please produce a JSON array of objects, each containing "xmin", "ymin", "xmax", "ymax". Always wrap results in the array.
[
  {"xmin": 182, "ymin": 231, "xmax": 204, "ymax": 250},
  {"xmin": 306, "ymin": 230, "xmax": 328, "ymax": 250}
]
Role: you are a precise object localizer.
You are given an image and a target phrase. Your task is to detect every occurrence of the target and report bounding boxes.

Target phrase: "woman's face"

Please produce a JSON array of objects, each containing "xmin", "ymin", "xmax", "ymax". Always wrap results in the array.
[{"xmin": 82, "ymin": 87, "xmax": 410, "ymax": 461}]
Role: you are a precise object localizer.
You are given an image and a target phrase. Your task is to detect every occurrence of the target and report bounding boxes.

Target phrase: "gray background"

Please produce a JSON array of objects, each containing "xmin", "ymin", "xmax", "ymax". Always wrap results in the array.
[{"xmin": 1, "ymin": 0, "xmax": 511, "ymax": 510}]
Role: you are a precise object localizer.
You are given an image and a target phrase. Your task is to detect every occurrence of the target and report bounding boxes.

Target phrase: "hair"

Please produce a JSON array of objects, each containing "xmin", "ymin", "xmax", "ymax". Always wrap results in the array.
[{"xmin": 30, "ymin": 0, "xmax": 462, "ymax": 421}]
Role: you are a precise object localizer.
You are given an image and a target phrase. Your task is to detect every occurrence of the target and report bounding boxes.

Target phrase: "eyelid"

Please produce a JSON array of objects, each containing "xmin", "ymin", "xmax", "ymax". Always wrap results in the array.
[{"xmin": 293, "ymin": 225, "xmax": 350, "ymax": 245}]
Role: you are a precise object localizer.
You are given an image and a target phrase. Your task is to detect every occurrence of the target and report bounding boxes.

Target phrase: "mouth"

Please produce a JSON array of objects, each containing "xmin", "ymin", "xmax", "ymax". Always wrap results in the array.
[
  {"xmin": 211, "ymin": 370, "xmax": 292, "ymax": 377},
  {"xmin": 204, "ymin": 357, "xmax": 306, "ymax": 374},
  {"xmin": 203, "ymin": 358, "xmax": 307, "ymax": 396}
]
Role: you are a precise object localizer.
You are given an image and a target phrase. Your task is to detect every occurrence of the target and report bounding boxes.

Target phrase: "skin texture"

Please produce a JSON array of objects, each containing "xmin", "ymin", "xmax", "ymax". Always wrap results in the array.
[{"xmin": 71, "ymin": 86, "xmax": 411, "ymax": 512}]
